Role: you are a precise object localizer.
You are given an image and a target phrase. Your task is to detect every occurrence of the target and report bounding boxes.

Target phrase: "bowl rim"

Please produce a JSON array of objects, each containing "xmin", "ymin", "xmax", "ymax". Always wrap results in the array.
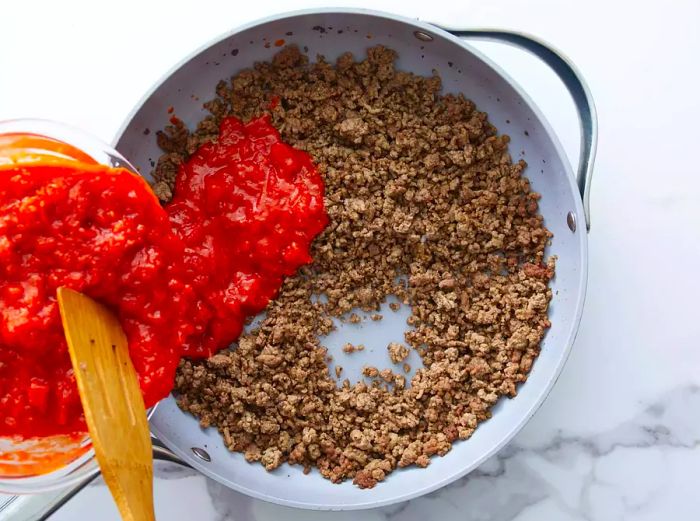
[{"xmin": 0, "ymin": 118, "xmax": 142, "ymax": 494}]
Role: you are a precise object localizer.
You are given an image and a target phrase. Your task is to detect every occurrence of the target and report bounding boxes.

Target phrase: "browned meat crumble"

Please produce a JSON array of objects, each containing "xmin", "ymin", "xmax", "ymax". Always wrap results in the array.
[{"xmin": 154, "ymin": 45, "xmax": 554, "ymax": 488}]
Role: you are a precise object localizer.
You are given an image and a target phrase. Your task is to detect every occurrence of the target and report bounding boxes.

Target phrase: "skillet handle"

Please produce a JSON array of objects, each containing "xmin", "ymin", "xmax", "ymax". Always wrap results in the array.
[
  {"xmin": 5, "ymin": 438, "xmax": 190, "ymax": 521},
  {"xmin": 0, "ymin": 473, "xmax": 98, "ymax": 521},
  {"xmin": 439, "ymin": 28, "xmax": 598, "ymax": 230},
  {"xmin": 151, "ymin": 436, "xmax": 191, "ymax": 467}
]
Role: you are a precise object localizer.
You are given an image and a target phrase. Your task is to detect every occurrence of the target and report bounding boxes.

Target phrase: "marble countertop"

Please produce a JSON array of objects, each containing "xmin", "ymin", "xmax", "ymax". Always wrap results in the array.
[{"xmin": 1, "ymin": 0, "xmax": 699, "ymax": 519}]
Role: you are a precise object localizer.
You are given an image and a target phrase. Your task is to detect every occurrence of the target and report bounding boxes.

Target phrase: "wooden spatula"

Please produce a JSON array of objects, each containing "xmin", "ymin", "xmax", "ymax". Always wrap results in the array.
[{"xmin": 57, "ymin": 287, "xmax": 155, "ymax": 521}]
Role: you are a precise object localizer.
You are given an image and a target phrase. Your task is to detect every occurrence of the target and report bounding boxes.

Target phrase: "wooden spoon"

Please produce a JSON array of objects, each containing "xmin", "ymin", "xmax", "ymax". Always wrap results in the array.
[{"xmin": 57, "ymin": 287, "xmax": 155, "ymax": 521}]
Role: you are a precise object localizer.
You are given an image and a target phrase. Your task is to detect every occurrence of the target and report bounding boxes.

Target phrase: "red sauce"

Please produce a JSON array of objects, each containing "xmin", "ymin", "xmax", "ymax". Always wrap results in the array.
[
  {"xmin": 167, "ymin": 115, "xmax": 328, "ymax": 357},
  {"xmin": 0, "ymin": 160, "xmax": 190, "ymax": 437},
  {"xmin": 0, "ymin": 116, "xmax": 327, "ymax": 439}
]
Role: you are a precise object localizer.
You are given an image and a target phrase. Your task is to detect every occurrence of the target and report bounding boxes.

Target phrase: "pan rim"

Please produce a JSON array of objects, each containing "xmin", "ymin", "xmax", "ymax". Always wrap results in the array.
[{"xmin": 115, "ymin": 7, "xmax": 589, "ymax": 510}]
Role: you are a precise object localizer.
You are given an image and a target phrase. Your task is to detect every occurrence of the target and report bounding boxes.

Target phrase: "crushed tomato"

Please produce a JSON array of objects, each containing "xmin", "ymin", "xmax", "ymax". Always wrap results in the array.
[
  {"xmin": 0, "ymin": 115, "xmax": 327, "ymax": 438},
  {"xmin": 168, "ymin": 115, "xmax": 328, "ymax": 357}
]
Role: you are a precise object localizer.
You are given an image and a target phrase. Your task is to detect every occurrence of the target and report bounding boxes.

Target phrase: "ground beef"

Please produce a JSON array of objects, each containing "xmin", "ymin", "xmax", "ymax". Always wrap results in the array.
[
  {"xmin": 156, "ymin": 45, "xmax": 554, "ymax": 488},
  {"xmin": 388, "ymin": 342, "xmax": 410, "ymax": 364}
]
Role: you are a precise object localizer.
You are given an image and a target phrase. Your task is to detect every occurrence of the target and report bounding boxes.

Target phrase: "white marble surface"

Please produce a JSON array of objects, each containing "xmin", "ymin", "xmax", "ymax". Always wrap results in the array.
[{"xmin": 2, "ymin": 0, "xmax": 699, "ymax": 519}]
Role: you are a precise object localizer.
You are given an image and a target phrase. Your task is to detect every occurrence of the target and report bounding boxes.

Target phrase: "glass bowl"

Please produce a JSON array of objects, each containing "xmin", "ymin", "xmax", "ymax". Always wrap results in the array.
[{"xmin": 0, "ymin": 118, "xmax": 138, "ymax": 494}]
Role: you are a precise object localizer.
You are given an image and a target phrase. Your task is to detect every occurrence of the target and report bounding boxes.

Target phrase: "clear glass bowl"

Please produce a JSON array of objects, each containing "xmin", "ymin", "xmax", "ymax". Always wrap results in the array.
[{"xmin": 0, "ymin": 118, "xmax": 138, "ymax": 494}]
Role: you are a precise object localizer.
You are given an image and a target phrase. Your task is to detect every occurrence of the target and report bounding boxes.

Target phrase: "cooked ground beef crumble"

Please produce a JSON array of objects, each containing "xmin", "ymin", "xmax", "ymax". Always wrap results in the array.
[{"xmin": 153, "ymin": 45, "xmax": 554, "ymax": 488}]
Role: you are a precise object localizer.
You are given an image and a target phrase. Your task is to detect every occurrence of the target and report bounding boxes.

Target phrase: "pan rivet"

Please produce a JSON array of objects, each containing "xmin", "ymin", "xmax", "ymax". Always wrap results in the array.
[
  {"xmin": 191, "ymin": 447, "xmax": 211, "ymax": 462},
  {"xmin": 567, "ymin": 211, "xmax": 577, "ymax": 232},
  {"xmin": 413, "ymin": 31, "xmax": 434, "ymax": 42}
]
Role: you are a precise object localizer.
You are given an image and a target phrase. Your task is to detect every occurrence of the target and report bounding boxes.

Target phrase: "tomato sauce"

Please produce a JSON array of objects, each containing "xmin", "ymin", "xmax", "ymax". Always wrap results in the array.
[
  {"xmin": 0, "ymin": 159, "xmax": 190, "ymax": 437},
  {"xmin": 0, "ymin": 116, "xmax": 327, "ymax": 439},
  {"xmin": 168, "ymin": 115, "xmax": 328, "ymax": 357}
]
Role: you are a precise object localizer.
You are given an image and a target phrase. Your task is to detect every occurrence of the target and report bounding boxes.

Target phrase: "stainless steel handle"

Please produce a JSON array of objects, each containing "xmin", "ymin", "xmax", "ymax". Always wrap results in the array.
[
  {"xmin": 439, "ymin": 28, "xmax": 598, "ymax": 230},
  {"xmin": 0, "ymin": 473, "xmax": 98, "ymax": 521},
  {"xmin": 151, "ymin": 437, "xmax": 191, "ymax": 467},
  {"xmin": 2, "ymin": 439, "xmax": 189, "ymax": 521}
]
